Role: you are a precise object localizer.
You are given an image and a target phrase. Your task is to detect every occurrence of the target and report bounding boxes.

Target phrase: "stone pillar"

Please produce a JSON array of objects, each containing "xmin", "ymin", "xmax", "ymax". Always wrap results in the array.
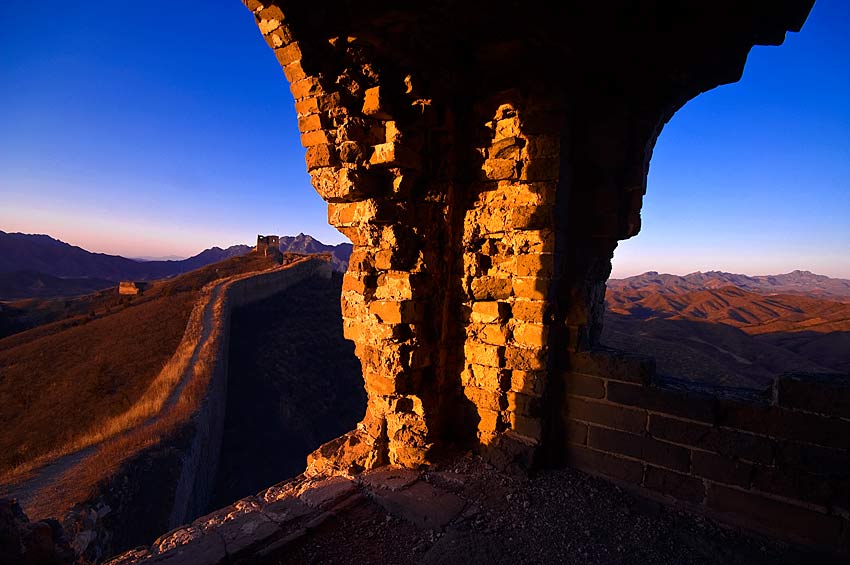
[{"xmin": 242, "ymin": 0, "xmax": 814, "ymax": 473}]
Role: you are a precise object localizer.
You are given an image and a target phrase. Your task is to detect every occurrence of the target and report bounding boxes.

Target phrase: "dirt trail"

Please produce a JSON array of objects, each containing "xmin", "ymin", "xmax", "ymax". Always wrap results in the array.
[{"xmin": 0, "ymin": 277, "xmax": 231, "ymax": 516}]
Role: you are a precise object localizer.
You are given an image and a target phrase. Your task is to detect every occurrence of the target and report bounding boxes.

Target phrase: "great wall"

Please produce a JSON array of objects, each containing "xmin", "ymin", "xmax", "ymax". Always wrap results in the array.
[{"xmin": 4, "ymin": 0, "xmax": 849, "ymax": 562}]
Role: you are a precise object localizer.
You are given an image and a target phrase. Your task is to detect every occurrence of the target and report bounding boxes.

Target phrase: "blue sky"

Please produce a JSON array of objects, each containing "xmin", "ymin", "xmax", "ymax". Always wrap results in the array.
[{"xmin": 0, "ymin": 1, "xmax": 848, "ymax": 277}]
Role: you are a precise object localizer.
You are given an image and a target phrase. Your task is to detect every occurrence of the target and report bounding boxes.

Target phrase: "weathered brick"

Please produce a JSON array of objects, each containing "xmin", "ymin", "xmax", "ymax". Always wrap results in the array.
[
  {"xmin": 510, "ymin": 413, "xmax": 542, "ymax": 441},
  {"xmin": 588, "ymin": 426, "xmax": 690, "ymax": 472},
  {"xmin": 511, "ymin": 300, "xmax": 547, "ymax": 322},
  {"xmin": 570, "ymin": 349, "xmax": 654, "ymax": 384},
  {"xmin": 512, "ymin": 322, "xmax": 547, "ymax": 347},
  {"xmin": 776, "ymin": 373, "xmax": 850, "ymax": 419},
  {"xmin": 506, "ymin": 391, "xmax": 540, "ymax": 416},
  {"xmin": 504, "ymin": 346, "xmax": 546, "ymax": 371},
  {"xmin": 644, "ymin": 466, "xmax": 705, "ymax": 503},
  {"xmin": 362, "ymin": 86, "xmax": 392, "ymax": 120},
  {"xmin": 567, "ymin": 421, "xmax": 588, "ymax": 445},
  {"xmin": 566, "ymin": 397, "xmax": 646, "ymax": 434},
  {"xmin": 511, "ymin": 276, "xmax": 548, "ymax": 299},
  {"xmin": 290, "ymin": 77, "xmax": 324, "ymax": 100},
  {"xmin": 274, "ymin": 42, "xmax": 302, "ymax": 66},
  {"xmin": 470, "ymin": 300, "xmax": 510, "ymax": 324},
  {"xmin": 648, "ymin": 414, "xmax": 774, "ymax": 465},
  {"xmin": 564, "ymin": 373, "xmax": 605, "ymax": 399},
  {"xmin": 368, "ymin": 300, "xmax": 416, "ymax": 324},
  {"xmin": 566, "ymin": 445, "xmax": 644, "ymax": 485},
  {"xmin": 717, "ymin": 399, "xmax": 850, "ymax": 450},
  {"xmin": 509, "ymin": 370, "xmax": 545, "ymax": 396},
  {"xmin": 776, "ymin": 441, "xmax": 850, "ymax": 478},
  {"xmin": 514, "ymin": 253, "xmax": 554, "ymax": 277},
  {"xmin": 707, "ymin": 484, "xmax": 844, "ymax": 547},
  {"xmin": 471, "ymin": 276, "xmax": 512, "ymax": 300},
  {"xmin": 751, "ymin": 465, "xmax": 835, "ymax": 507},
  {"xmin": 607, "ymin": 381, "xmax": 716, "ymax": 423},
  {"xmin": 304, "ymin": 144, "xmax": 337, "ymax": 170},
  {"xmin": 691, "ymin": 451, "xmax": 752, "ymax": 488}
]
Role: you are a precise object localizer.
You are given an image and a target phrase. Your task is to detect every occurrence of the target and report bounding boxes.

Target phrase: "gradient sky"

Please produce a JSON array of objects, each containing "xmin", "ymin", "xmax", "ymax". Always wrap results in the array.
[{"xmin": 0, "ymin": 2, "xmax": 848, "ymax": 276}]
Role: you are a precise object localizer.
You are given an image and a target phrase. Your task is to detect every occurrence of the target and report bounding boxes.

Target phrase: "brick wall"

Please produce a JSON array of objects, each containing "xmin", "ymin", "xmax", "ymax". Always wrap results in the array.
[{"xmin": 551, "ymin": 349, "xmax": 850, "ymax": 553}]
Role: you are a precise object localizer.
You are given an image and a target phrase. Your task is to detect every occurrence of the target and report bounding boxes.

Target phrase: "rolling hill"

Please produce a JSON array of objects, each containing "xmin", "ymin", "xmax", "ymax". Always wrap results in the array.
[{"xmin": 603, "ymin": 271, "xmax": 850, "ymax": 389}]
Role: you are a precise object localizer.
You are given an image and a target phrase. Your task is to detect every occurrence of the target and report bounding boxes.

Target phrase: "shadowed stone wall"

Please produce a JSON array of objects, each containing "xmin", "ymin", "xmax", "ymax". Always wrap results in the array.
[{"xmin": 242, "ymin": 0, "xmax": 815, "ymax": 473}]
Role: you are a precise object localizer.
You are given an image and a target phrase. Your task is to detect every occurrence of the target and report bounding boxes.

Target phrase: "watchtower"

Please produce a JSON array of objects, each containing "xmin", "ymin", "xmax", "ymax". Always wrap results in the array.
[{"xmin": 256, "ymin": 234, "xmax": 281, "ymax": 257}]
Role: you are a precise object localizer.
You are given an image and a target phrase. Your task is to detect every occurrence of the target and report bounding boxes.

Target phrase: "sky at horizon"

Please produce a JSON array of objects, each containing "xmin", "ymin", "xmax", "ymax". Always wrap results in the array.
[{"xmin": 1, "ymin": 1, "xmax": 848, "ymax": 277}]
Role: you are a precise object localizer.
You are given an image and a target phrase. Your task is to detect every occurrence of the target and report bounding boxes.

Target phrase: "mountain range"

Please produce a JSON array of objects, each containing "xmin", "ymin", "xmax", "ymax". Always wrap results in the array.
[
  {"xmin": 0, "ymin": 231, "xmax": 352, "ymax": 299},
  {"xmin": 603, "ymin": 270, "xmax": 850, "ymax": 389}
]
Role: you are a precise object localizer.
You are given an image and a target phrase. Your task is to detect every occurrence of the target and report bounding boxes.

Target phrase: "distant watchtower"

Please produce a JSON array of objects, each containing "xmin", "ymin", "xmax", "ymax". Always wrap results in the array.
[{"xmin": 256, "ymin": 234, "xmax": 281, "ymax": 257}]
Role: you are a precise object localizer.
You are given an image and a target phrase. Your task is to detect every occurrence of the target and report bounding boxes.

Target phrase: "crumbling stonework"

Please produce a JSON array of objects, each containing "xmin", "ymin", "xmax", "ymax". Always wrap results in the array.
[{"xmin": 242, "ymin": 0, "xmax": 815, "ymax": 472}]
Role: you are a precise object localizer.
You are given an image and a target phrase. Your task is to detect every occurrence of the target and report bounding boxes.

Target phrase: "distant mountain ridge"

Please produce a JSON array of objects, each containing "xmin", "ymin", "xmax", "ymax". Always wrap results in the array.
[
  {"xmin": 603, "ymin": 270, "xmax": 850, "ymax": 389},
  {"xmin": 278, "ymin": 233, "xmax": 352, "ymax": 272},
  {"xmin": 0, "ymin": 231, "xmax": 352, "ymax": 299},
  {"xmin": 608, "ymin": 270, "xmax": 850, "ymax": 300}
]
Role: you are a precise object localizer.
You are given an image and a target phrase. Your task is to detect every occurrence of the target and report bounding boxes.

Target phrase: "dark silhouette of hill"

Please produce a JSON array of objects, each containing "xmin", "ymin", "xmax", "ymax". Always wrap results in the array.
[
  {"xmin": 604, "ymin": 271, "xmax": 850, "ymax": 389},
  {"xmin": 0, "ymin": 271, "xmax": 115, "ymax": 300},
  {"xmin": 0, "ymin": 230, "xmax": 252, "ymax": 284}
]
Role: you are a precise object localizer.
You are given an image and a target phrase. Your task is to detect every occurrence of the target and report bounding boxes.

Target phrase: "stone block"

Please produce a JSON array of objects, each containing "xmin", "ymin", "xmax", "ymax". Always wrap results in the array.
[
  {"xmin": 514, "ymin": 253, "xmax": 554, "ymax": 277},
  {"xmin": 290, "ymin": 77, "xmax": 324, "ymax": 100},
  {"xmin": 644, "ymin": 466, "xmax": 705, "ymax": 504},
  {"xmin": 691, "ymin": 451, "xmax": 753, "ymax": 488},
  {"xmin": 304, "ymin": 144, "xmax": 337, "ymax": 170},
  {"xmin": 707, "ymin": 484, "xmax": 844, "ymax": 547},
  {"xmin": 362, "ymin": 86, "xmax": 392, "ymax": 120},
  {"xmin": 566, "ymin": 444, "xmax": 644, "ymax": 485},
  {"xmin": 470, "ymin": 364, "xmax": 510, "ymax": 391},
  {"xmin": 300, "ymin": 128, "xmax": 331, "ymax": 147},
  {"xmin": 510, "ymin": 370, "xmax": 545, "ymax": 396},
  {"xmin": 570, "ymin": 349, "xmax": 655, "ymax": 384},
  {"xmin": 283, "ymin": 61, "xmax": 307, "ymax": 83},
  {"xmin": 648, "ymin": 414, "xmax": 774, "ymax": 465},
  {"xmin": 607, "ymin": 381, "xmax": 716, "ymax": 424},
  {"xmin": 506, "ymin": 391, "xmax": 540, "ymax": 416},
  {"xmin": 566, "ymin": 397, "xmax": 646, "ymax": 434},
  {"xmin": 464, "ymin": 343, "xmax": 504, "ymax": 368},
  {"xmin": 470, "ymin": 276, "xmax": 512, "ymax": 300},
  {"xmin": 369, "ymin": 300, "xmax": 417, "ymax": 324},
  {"xmin": 588, "ymin": 426, "xmax": 690, "ymax": 472},
  {"xmin": 274, "ymin": 42, "xmax": 302, "ymax": 67},
  {"xmin": 717, "ymin": 400, "xmax": 850, "ymax": 450},
  {"xmin": 478, "ymin": 322, "xmax": 509, "ymax": 346},
  {"xmin": 369, "ymin": 142, "xmax": 421, "ymax": 169},
  {"xmin": 775, "ymin": 373, "xmax": 850, "ymax": 419},
  {"xmin": 297, "ymin": 113, "xmax": 324, "ymax": 133},
  {"xmin": 482, "ymin": 158, "xmax": 518, "ymax": 180},
  {"xmin": 512, "ymin": 322, "xmax": 547, "ymax": 347},
  {"xmin": 470, "ymin": 300, "xmax": 510, "ymax": 324},
  {"xmin": 510, "ymin": 413, "xmax": 542, "ymax": 441},
  {"xmin": 511, "ymin": 300, "xmax": 547, "ymax": 322},
  {"xmin": 520, "ymin": 157, "xmax": 560, "ymax": 181},
  {"xmin": 504, "ymin": 346, "xmax": 546, "ymax": 371},
  {"xmin": 511, "ymin": 276, "xmax": 548, "ymax": 300},
  {"xmin": 464, "ymin": 385, "xmax": 506, "ymax": 412},
  {"xmin": 564, "ymin": 373, "xmax": 605, "ymax": 399}
]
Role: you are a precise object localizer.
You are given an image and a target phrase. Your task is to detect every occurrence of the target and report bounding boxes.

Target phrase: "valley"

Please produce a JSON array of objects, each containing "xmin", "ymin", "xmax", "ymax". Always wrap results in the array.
[{"xmin": 603, "ymin": 271, "xmax": 850, "ymax": 389}]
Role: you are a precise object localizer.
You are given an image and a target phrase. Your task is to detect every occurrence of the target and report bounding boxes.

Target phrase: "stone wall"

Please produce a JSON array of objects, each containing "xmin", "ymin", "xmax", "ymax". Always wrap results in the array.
[
  {"xmin": 551, "ymin": 349, "xmax": 850, "ymax": 551},
  {"xmin": 242, "ymin": 0, "xmax": 816, "ymax": 476},
  {"xmin": 167, "ymin": 258, "xmax": 333, "ymax": 527}
]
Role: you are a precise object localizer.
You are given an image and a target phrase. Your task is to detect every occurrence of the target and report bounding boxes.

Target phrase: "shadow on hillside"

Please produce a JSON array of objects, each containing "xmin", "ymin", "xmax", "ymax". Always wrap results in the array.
[
  {"xmin": 601, "ymin": 314, "xmax": 848, "ymax": 390},
  {"xmin": 207, "ymin": 273, "xmax": 365, "ymax": 510}
]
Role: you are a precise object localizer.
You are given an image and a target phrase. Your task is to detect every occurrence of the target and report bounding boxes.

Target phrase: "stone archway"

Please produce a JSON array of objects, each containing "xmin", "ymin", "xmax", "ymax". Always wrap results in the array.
[{"xmin": 241, "ymin": 0, "xmax": 814, "ymax": 473}]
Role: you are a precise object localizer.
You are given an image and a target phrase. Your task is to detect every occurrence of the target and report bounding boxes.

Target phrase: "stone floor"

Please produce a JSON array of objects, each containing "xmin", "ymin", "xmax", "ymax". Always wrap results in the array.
[{"xmin": 110, "ymin": 456, "xmax": 841, "ymax": 565}]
